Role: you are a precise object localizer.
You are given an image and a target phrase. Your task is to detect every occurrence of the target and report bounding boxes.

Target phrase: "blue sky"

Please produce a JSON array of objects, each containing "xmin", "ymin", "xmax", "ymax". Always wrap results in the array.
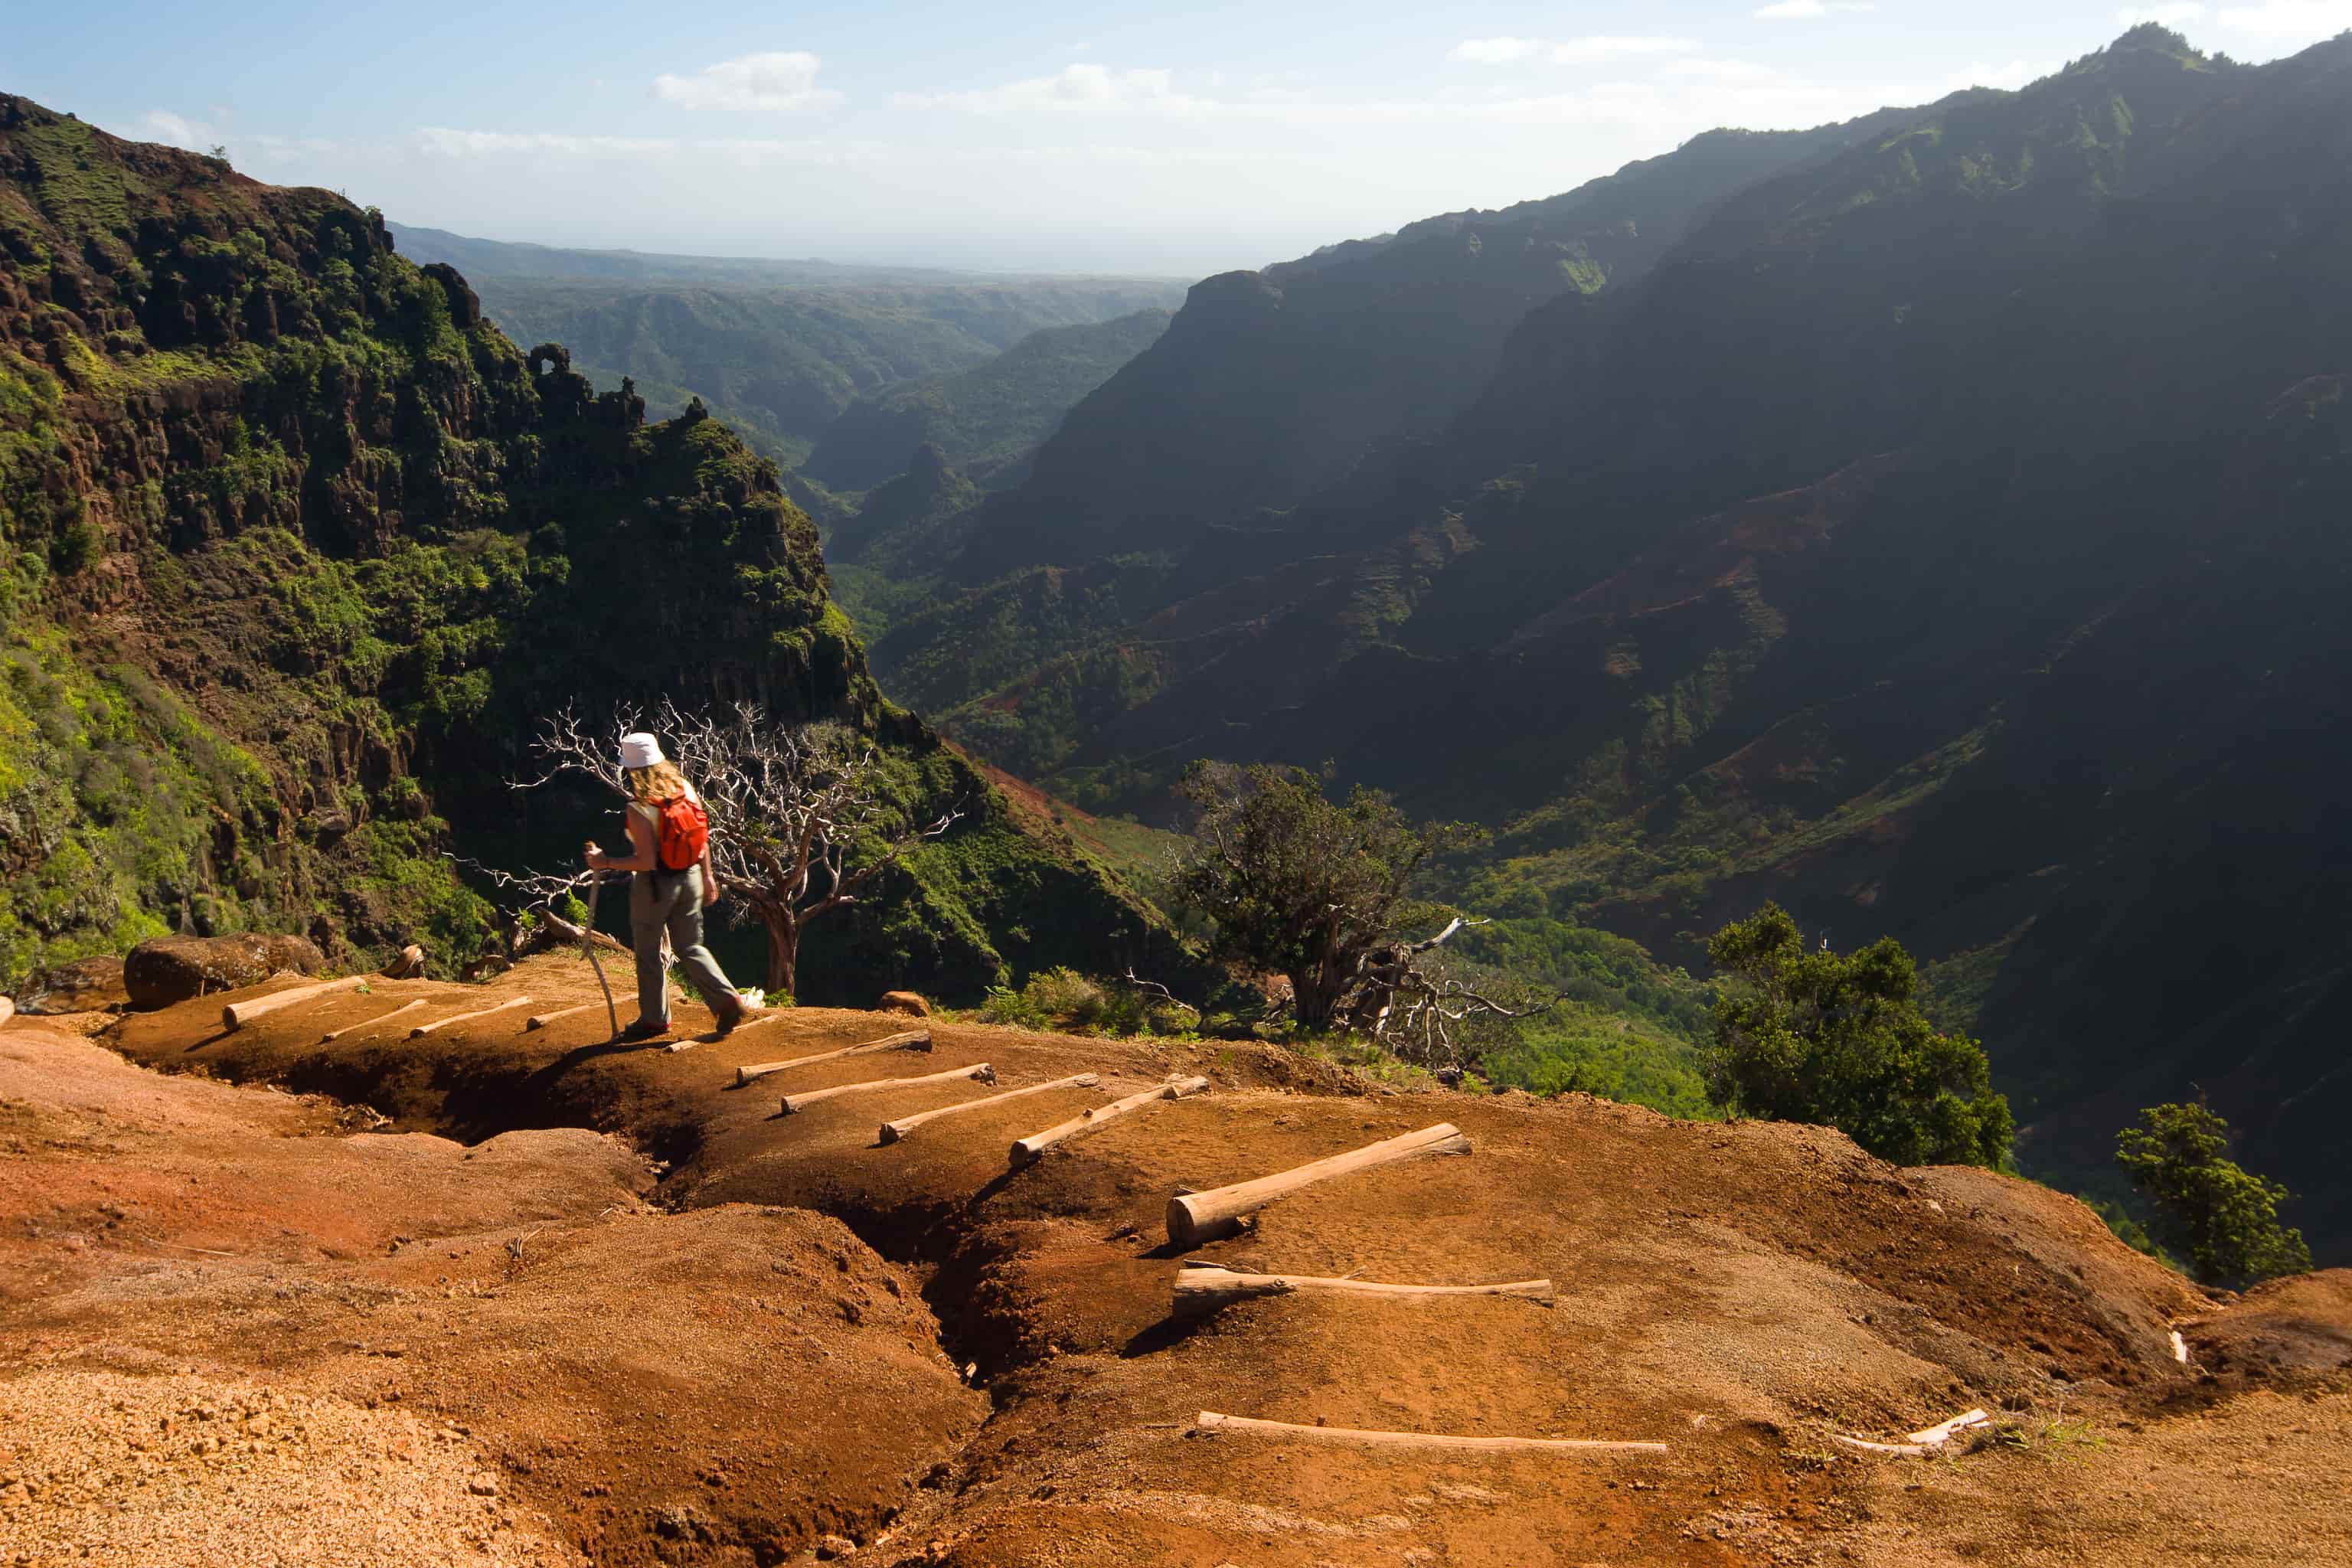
[{"xmin": 7, "ymin": 2, "xmax": 2347, "ymax": 276}]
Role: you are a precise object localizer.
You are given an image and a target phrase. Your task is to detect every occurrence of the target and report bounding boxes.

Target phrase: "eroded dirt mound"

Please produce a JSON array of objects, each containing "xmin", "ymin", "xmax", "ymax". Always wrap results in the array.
[
  {"xmin": 0, "ymin": 1017, "xmax": 981, "ymax": 1565},
  {"xmin": 38, "ymin": 957, "xmax": 2352, "ymax": 1563}
]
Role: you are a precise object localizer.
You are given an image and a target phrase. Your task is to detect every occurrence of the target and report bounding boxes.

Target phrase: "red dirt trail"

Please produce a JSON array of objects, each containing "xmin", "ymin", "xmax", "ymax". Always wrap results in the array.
[{"xmin": 2, "ymin": 952, "xmax": 2345, "ymax": 1565}]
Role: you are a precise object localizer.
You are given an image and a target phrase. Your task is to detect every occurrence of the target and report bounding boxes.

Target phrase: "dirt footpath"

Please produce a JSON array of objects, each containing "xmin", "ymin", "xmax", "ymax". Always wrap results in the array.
[{"xmin": 18, "ymin": 953, "xmax": 2350, "ymax": 1565}]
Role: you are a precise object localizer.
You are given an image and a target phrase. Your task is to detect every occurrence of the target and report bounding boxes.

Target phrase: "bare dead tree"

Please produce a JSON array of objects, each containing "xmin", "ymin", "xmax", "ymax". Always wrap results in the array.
[
  {"xmin": 1342, "ymin": 917, "xmax": 1560, "ymax": 1068},
  {"xmin": 511, "ymin": 700, "xmax": 962, "ymax": 997}
]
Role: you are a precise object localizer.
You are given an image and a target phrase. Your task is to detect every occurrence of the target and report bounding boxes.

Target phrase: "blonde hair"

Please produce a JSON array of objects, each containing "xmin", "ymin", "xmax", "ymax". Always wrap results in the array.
[{"xmin": 626, "ymin": 760, "xmax": 688, "ymax": 805}]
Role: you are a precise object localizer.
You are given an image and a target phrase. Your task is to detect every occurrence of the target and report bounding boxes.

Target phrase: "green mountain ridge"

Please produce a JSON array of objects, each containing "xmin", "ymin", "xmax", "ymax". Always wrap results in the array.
[
  {"xmin": 802, "ymin": 307, "xmax": 1171, "ymax": 490},
  {"xmin": 858, "ymin": 27, "xmax": 2352, "ymax": 1256},
  {"xmin": 0, "ymin": 95, "xmax": 1186, "ymax": 1002}
]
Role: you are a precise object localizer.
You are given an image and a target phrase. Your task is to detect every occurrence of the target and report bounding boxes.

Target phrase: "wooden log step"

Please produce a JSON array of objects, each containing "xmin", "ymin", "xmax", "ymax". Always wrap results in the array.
[
  {"xmin": 735, "ymin": 1027, "xmax": 930, "ymax": 1086},
  {"xmin": 1191, "ymin": 1412, "xmax": 1664, "ymax": 1455},
  {"xmin": 222, "ymin": 975, "xmax": 366, "ymax": 1031},
  {"xmin": 780, "ymin": 1062, "xmax": 994, "ymax": 1116},
  {"xmin": 1165, "ymin": 1122, "xmax": 1470, "ymax": 1249},
  {"xmin": 525, "ymin": 1001, "xmax": 603, "ymax": 1031},
  {"xmin": 1010, "ymin": 1075, "xmax": 1210, "ymax": 1168},
  {"xmin": 408, "ymin": 995, "xmax": 534, "ymax": 1038},
  {"xmin": 1171, "ymin": 1264, "xmax": 1553, "ymax": 1320},
  {"xmin": 880, "ymin": 1073, "xmax": 1101, "ymax": 1145},
  {"xmin": 323, "ymin": 998, "xmax": 428, "ymax": 1041}
]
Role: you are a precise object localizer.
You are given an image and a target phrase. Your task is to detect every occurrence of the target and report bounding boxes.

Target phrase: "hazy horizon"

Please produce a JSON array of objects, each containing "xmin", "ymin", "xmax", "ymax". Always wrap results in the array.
[{"xmin": 11, "ymin": 2, "xmax": 2347, "ymax": 276}]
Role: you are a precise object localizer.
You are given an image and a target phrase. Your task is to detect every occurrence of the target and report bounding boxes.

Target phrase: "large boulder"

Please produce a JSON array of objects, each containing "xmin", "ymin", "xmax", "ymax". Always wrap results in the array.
[
  {"xmin": 877, "ymin": 990, "xmax": 931, "ymax": 1018},
  {"xmin": 18, "ymin": 955, "xmax": 129, "ymax": 1014},
  {"xmin": 123, "ymin": 934, "xmax": 325, "ymax": 1011}
]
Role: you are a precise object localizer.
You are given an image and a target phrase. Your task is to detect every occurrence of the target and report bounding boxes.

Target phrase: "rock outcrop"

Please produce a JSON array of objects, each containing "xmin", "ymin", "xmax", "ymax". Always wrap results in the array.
[
  {"xmin": 18, "ymin": 955, "xmax": 128, "ymax": 1014},
  {"xmin": 123, "ymin": 935, "xmax": 325, "ymax": 1010}
]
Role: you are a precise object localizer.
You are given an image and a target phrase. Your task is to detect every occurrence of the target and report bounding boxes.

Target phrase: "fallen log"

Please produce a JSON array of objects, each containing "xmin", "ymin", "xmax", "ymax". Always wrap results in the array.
[
  {"xmin": 880, "ymin": 1073, "xmax": 1101, "ymax": 1145},
  {"xmin": 525, "ymin": 1001, "xmax": 603, "ymax": 1031},
  {"xmin": 221, "ymin": 975, "xmax": 366, "ymax": 1031},
  {"xmin": 381, "ymin": 944, "xmax": 427, "ymax": 980},
  {"xmin": 1010, "ymin": 1075, "xmax": 1210, "ymax": 1168},
  {"xmin": 1191, "ymin": 1412, "xmax": 1664, "ymax": 1455},
  {"xmin": 735, "ymin": 1027, "xmax": 931, "ymax": 1086},
  {"xmin": 1831, "ymin": 1408, "xmax": 1992, "ymax": 1458},
  {"xmin": 408, "ymin": 995, "xmax": 534, "ymax": 1038},
  {"xmin": 1171, "ymin": 1264, "xmax": 1553, "ymax": 1320},
  {"xmin": 780, "ymin": 1062, "xmax": 995, "ymax": 1116},
  {"xmin": 1165, "ymin": 1122, "xmax": 1470, "ymax": 1249},
  {"xmin": 323, "ymin": 998, "xmax": 427, "ymax": 1041}
]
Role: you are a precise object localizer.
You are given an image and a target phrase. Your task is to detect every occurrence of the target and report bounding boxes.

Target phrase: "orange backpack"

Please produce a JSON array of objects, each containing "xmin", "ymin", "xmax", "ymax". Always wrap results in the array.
[{"xmin": 654, "ymin": 793, "xmax": 709, "ymax": 871}]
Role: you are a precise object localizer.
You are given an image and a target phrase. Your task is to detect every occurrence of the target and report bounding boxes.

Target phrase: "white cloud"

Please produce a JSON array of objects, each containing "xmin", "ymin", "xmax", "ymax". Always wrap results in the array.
[
  {"xmin": 1661, "ymin": 57, "xmax": 1789, "ymax": 84},
  {"xmin": 1755, "ymin": 0, "xmax": 1877, "ymax": 17},
  {"xmin": 1939, "ymin": 59, "xmax": 2050, "ymax": 91},
  {"xmin": 143, "ymin": 109, "xmax": 224, "ymax": 150},
  {"xmin": 893, "ymin": 64, "xmax": 1201, "ymax": 113},
  {"xmin": 1453, "ymin": 34, "xmax": 1697, "ymax": 64},
  {"xmin": 652, "ymin": 51, "xmax": 841, "ymax": 112},
  {"xmin": 2116, "ymin": 4, "xmax": 2210, "ymax": 22},
  {"xmin": 1452, "ymin": 37, "xmax": 1547, "ymax": 64},
  {"xmin": 1550, "ymin": 36, "xmax": 1702, "ymax": 63},
  {"xmin": 2213, "ymin": 0, "xmax": 2352, "ymax": 38}
]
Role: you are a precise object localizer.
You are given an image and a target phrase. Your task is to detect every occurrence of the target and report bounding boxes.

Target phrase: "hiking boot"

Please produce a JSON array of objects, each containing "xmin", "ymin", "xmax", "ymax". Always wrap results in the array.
[
  {"xmin": 618, "ymin": 1019, "xmax": 669, "ymax": 1043},
  {"xmin": 713, "ymin": 1003, "xmax": 766, "ymax": 1039}
]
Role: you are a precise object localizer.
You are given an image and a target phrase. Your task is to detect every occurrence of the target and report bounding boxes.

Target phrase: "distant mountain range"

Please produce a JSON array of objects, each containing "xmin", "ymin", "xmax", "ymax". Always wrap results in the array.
[
  {"xmin": 388, "ymin": 224, "xmax": 1185, "ymax": 465},
  {"xmin": 851, "ymin": 26, "xmax": 2352, "ymax": 1256}
]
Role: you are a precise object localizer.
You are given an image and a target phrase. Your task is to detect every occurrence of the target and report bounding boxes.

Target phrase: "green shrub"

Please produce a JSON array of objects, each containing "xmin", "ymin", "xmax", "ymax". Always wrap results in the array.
[
  {"xmin": 1703, "ymin": 903, "xmax": 2012, "ymax": 1168},
  {"xmin": 978, "ymin": 965, "xmax": 1190, "ymax": 1037}
]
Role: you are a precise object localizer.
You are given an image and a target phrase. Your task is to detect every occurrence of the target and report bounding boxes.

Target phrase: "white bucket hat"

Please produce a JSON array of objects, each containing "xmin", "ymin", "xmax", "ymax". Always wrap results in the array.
[{"xmin": 618, "ymin": 732, "xmax": 666, "ymax": 770}]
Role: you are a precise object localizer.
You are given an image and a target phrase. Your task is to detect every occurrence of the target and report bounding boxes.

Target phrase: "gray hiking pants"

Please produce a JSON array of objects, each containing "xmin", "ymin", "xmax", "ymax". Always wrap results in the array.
[{"xmin": 629, "ymin": 864, "xmax": 741, "ymax": 1029}]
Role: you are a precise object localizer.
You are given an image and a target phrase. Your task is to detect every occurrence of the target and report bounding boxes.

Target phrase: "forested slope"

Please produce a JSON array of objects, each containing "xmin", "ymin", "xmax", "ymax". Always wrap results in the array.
[{"xmin": 0, "ymin": 95, "xmax": 1184, "ymax": 1001}]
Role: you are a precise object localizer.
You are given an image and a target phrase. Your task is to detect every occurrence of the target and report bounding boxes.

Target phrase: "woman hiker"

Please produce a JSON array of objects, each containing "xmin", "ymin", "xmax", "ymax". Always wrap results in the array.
[{"xmin": 583, "ymin": 731, "xmax": 759, "ymax": 1041}]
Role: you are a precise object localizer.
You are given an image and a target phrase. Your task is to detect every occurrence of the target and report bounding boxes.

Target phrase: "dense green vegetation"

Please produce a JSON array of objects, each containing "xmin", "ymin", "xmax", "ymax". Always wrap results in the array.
[
  {"xmin": 0, "ymin": 95, "xmax": 1179, "ymax": 1000},
  {"xmin": 839, "ymin": 27, "xmax": 2352, "ymax": 1258},
  {"xmin": 2115, "ymin": 1102, "xmax": 2312, "ymax": 1289}
]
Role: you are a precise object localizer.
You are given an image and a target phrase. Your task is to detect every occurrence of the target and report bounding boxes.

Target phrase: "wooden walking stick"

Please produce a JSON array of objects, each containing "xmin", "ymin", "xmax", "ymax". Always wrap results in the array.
[{"xmin": 580, "ymin": 871, "xmax": 619, "ymax": 1041}]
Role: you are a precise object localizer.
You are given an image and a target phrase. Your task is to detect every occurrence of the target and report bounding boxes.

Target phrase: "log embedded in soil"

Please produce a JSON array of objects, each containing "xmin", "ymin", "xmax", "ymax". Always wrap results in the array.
[
  {"xmin": 0, "ymin": 996, "xmax": 12, "ymax": 1026},
  {"xmin": 1165, "ymin": 1122, "xmax": 1471, "ymax": 1249},
  {"xmin": 1171, "ymin": 1264, "xmax": 1553, "ymax": 1320},
  {"xmin": 879, "ymin": 1073, "xmax": 1102, "ymax": 1145},
  {"xmin": 526, "ymin": 1001, "xmax": 603, "ymax": 1031},
  {"xmin": 323, "ymin": 998, "xmax": 428, "ymax": 1041},
  {"xmin": 408, "ymin": 995, "xmax": 534, "ymax": 1038},
  {"xmin": 1009, "ymin": 1075, "xmax": 1210, "ymax": 1168},
  {"xmin": 221, "ymin": 975, "xmax": 365, "ymax": 1031},
  {"xmin": 1191, "ymin": 1412, "xmax": 1665, "ymax": 1455},
  {"xmin": 779, "ymin": 1062, "xmax": 995, "ymax": 1116},
  {"xmin": 735, "ymin": 1028, "xmax": 932, "ymax": 1086},
  {"xmin": 1833, "ymin": 1408, "xmax": 1992, "ymax": 1457}
]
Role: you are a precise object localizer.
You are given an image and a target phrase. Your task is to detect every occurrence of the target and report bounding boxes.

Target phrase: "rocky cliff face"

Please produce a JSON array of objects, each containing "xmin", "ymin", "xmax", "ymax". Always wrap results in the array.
[{"xmin": 0, "ymin": 95, "xmax": 1177, "ymax": 998}]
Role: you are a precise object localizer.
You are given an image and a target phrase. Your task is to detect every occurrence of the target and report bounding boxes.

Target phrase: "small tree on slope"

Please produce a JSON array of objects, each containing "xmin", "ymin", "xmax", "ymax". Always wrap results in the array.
[
  {"xmin": 1168, "ymin": 762, "xmax": 1538, "ymax": 1048},
  {"xmin": 1704, "ymin": 904, "xmax": 2012, "ymax": 1168},
  {"xmin": 2115, "ymin": 1100, "xmax": 2311, "ymax": 1289}
]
